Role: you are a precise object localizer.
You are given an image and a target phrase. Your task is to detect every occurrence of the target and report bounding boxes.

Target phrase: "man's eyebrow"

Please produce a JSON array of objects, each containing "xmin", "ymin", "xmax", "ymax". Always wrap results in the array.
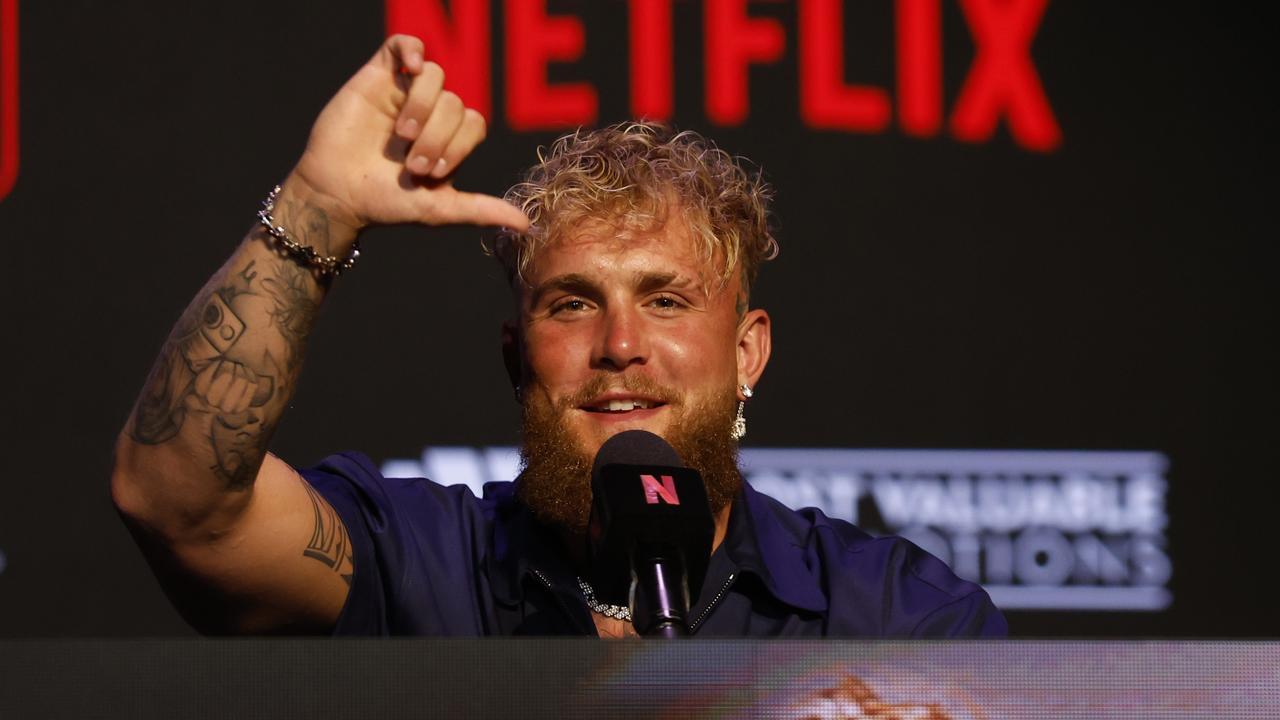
[
  {"xmin": 529, "ymin": 273, "xmax": 598, "ymax": 307},
  {"xmin": 635, "ymin": 271, "xmax": 701, "ymax": 297},
  {"xmin": 528, "ymin": 271, "xmax": 705, "ymax": 307}
]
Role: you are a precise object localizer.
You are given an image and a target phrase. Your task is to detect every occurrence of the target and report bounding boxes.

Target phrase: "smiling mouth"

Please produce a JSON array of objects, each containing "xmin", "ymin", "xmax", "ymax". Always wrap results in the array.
[{"xmin": 581, "ymin": 399, "xmax": 666, "ymax": 413}]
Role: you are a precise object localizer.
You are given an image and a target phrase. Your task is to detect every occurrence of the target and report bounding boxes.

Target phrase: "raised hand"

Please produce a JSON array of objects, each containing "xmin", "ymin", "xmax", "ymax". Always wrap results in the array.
[
  {"xmin": 286, "ymin": 34, "xmax": 529, "ymax": 247},
  {"xmin": 116, "ymin": 36, "xmax": 532, "ymax": 634}
]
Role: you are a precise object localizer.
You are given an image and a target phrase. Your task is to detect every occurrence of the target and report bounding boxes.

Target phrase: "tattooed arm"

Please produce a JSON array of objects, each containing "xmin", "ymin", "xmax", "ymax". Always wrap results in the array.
[
  {"xmin": 111, "ymin": 36, "xmax": 527, "ymax": 634},
  {"xmin": 112, "ymin": 191, "xmax": 358, "ymax": 633}
]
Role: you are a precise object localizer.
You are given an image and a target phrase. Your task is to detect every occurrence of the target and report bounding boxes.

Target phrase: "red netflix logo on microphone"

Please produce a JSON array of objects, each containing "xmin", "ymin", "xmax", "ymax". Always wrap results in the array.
[
  {"xmin": 0, "ymin": 0, "xmax": 17, "ymax": 201},
  {"xmin": 386, "ymin": 0, "xmax": 1060, "ymax": 151},
  {"xmin": 641, "ymin": 474, "xmax": 681, "ymax": 505}
]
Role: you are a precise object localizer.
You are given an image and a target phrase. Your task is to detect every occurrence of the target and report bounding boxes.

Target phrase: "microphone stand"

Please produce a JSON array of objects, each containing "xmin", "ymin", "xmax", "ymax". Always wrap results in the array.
[{"xmin": 632, "ymin": 550, "xmax": 690, "ymax": 638}]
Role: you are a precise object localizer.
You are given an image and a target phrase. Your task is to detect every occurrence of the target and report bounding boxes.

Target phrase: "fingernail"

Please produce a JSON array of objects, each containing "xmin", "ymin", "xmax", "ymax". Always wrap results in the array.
[
  {"xmin": 429, "ymin": 158, "xmax": 449, "ymax": 178},
  {"xmin": 398, "ymin": 118, "xmax": 419, "ymax": 138},
  {"xmin": 409, "ymin": 155, "xmax": 432, "ymax": 174}
]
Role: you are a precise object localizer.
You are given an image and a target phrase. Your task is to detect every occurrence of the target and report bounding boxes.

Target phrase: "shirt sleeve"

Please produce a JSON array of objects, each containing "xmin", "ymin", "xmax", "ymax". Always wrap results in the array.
[
  {"xmin": 909, "ymin": 589, "xmax": 1009, "ymax": 637},
  {"xmin": 299, "ymin": 451, "xmax": 402, "ymax": 636},
  {"xmin": 299, "ymin": 451, "xmax": 496, "ymax": 636},
  {"xmin": 898, "ymin": 540, "xmax": 1008, "ymax": 638}
]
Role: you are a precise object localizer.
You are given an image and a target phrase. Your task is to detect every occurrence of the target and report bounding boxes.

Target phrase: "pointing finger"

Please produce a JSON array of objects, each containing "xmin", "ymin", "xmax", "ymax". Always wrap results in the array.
[{"xmin": 430, "ymin": 189, "xmax": 531, "ymax": 232}]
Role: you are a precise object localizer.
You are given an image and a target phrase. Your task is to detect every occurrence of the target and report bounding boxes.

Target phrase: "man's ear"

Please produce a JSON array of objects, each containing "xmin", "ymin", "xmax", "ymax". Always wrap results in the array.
[
  {"xmin": 736, "ymin": 308, "xmax": 771, "ymax": 399},
  {"xmin": 501, "ymin": 320, "xmax": 522, "ymax": 393}
]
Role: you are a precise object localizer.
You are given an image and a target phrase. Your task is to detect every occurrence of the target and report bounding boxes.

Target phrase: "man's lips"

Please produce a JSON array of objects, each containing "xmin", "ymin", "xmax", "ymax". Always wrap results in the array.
[
  {"xmin": 577, "ymin": 393, "xmax": 668, "ymax": 414},
  {"xmin": 576, "ymin": 404, "xmax": 666, "ymax": 426}
]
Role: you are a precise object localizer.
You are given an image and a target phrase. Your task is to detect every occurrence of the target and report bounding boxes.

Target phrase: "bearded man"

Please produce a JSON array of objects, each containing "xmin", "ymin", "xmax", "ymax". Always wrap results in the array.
[{"xmin": 112, "ymin": 36, "xmax": 1004, "ymax": 637}]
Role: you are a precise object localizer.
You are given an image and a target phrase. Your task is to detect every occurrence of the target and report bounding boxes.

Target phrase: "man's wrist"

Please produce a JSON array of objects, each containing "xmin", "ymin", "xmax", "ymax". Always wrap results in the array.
[
  {"xmin": 273, "ymin": 171, "xmax": 363, "ymax": 256},
  {"xmin": 254, "ymin": 185, "xmax": 362, "ymax": 279}
]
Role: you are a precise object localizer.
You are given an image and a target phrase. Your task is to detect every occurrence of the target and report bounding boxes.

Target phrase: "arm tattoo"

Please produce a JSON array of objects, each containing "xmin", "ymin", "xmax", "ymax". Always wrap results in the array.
[
  {"xmin": 260, "ymin": 258, "xmax": 319, "ymax": 374},
  {"xmin": 277, "ymin": 197, "xmax": 334, "ymax": 256},
  {"xmin": 128, "ymin": 204, "xmax": 331, "ymax": 490},
  {"xmin": 301, "ymin": 481, "xmax": 354, "ymax": 586}
]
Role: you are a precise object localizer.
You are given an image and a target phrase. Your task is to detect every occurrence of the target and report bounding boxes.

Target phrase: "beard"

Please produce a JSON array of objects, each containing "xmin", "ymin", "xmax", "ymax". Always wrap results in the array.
[{"xmin": 516, "ymin": 373, "xmax": 743, "ymax": 535}]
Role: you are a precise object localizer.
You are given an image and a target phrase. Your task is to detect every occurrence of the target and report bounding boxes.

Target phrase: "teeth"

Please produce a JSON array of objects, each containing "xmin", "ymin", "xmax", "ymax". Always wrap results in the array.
[{"xmin": 601, "ymin": 399, "xmax": 654, "ymax": 412}]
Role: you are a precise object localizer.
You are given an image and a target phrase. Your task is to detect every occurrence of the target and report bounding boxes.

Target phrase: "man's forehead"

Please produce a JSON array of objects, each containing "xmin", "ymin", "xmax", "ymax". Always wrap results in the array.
[{"xmin": 525, "ymin": 219, "xmax": 725, "ymax": 288}]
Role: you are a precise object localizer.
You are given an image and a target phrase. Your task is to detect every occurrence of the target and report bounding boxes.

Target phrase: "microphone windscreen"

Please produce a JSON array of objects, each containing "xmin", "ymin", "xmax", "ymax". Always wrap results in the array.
[
  {"xmin": 591, "ymin": 429, "xmax": 684, "ymax": 477},
  {"xmin": 587, "ymin": 430, "xmax": 712, "ymax": 610}
]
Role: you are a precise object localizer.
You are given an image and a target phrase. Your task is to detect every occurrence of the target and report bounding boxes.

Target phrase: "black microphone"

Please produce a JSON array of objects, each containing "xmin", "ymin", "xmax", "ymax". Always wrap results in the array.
[{"xmin": 586, "ymin": 430, "xmax": 714, "ymax": 638}]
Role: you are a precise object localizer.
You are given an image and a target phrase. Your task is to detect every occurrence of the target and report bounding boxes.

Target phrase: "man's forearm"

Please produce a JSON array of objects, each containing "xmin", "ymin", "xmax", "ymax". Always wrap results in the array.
[
  {"xmin": 116, "ymin": 189, "xmax": 350, "ymax": 533},
  {"xmin": 128, "ymin": 234, "xmax": 320, "ymax": 482}
]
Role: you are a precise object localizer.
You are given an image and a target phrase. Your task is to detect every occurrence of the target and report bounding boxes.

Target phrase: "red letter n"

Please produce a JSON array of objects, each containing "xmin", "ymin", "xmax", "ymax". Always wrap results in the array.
[
  {"xmin": 641, "ymin": 474, "xmax": 681, "ymax": 505},
  {"xmin": 385, "ymin": 0, "xmax": 492, "ymax": 120},
  {"xmin": 949, "ymin": 0, "xmax": 1061, "ymax": 152}
]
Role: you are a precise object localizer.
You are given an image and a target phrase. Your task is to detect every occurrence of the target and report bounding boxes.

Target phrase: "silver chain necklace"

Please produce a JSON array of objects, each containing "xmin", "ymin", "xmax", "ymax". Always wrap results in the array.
[{"xmin": 577, "ymin": 577, "xmax": 632, "ymax": 621}]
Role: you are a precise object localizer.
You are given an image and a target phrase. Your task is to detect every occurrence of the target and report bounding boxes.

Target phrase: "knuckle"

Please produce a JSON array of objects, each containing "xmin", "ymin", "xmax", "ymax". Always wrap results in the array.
[
  {"xmin": 402, "ymin": 98, "xmax": 428, "ymax": 119},
  {"xmin": 422, "ymin": 61, "xmax": 445, "ymax": 85},
  {"xmin": 441, "ymin": 143, "xmax": 465, "ymax": 163},
  {"xmin": 465, "ymin": 109, "xmax": 487, "ymax": 139},
  {"xmin": 438, "ymin": 91, "xmax": 463, "ymax": 113},
  {"xmin": 391, "ymin": 33, "xmax": 421, "ymax": 49},
  {"xmin": 412, "ymin": 136, "xmax": 442, "ymax": 158}
]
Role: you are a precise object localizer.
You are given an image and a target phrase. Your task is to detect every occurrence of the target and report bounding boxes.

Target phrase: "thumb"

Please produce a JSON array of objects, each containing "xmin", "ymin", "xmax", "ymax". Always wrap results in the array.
[{"xmin": 430, "ymin": 189, "xmax": 531, "ymax": 232}]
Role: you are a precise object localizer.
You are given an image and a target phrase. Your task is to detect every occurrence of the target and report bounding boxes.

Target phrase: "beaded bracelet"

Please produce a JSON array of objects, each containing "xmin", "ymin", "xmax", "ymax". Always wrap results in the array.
[{"xmin": 256, "ymin": 185, "xmax": 361, "ymax": 277}]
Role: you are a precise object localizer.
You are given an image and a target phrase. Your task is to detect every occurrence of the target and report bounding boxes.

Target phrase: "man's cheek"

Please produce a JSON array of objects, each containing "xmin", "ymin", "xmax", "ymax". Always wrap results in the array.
[{"xmin": 527, "ymin": 347, "xmax": 589, "ymax": 389}]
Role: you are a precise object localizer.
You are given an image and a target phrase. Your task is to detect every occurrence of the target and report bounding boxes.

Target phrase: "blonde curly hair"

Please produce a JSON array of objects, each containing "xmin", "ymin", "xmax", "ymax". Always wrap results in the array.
[{"xmin": 489, "ymin": 122, "xmax": 778, "ymax": 294}]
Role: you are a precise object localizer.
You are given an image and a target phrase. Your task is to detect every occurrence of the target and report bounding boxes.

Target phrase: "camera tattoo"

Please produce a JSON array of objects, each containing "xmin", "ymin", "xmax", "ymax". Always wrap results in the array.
[{"xmin": 128, "ymin": 218, "xmax": 326, "ymax": 489}]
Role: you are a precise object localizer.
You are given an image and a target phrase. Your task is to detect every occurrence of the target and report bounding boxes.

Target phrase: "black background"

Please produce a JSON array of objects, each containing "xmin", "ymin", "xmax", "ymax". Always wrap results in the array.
[{"xmin": 0, "ymin": 1, "xmax": 1274, "ymax": 636}]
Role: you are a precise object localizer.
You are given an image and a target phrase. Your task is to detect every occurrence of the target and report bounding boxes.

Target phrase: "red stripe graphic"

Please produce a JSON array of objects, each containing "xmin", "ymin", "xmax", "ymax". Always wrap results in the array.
[{"xmin": 0, "ymin": 0, "xmax": 18, "ymax": 201}]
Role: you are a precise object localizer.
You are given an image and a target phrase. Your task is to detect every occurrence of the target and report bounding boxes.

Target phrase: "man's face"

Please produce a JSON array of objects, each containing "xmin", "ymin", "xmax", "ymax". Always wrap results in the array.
[{"xmin": 508, "ymin": 217, "xmax": 770, "ymax": 532}]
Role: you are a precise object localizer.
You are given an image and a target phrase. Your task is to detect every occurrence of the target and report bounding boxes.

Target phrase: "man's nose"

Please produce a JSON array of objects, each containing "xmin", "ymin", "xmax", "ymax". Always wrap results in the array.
[{"xmin": 593, "ymin": 304, "xmax": 649, "ymax": 370}]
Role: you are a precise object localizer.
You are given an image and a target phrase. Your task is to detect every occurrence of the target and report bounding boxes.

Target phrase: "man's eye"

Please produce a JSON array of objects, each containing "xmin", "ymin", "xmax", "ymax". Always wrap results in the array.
[
  {"xmin": 551, "ymin": 299, "xmax": 588, "ymax": 314},
  {"xmin": 651, "ymin": 295, "xmax": 683, "ymax": 311}
]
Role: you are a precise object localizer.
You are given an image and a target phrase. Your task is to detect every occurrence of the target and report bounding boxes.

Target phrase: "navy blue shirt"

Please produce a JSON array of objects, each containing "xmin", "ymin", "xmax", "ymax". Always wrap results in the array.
[{"xmin": 302, "ymin": 451, "xmax": 1007, "ymax": 637}]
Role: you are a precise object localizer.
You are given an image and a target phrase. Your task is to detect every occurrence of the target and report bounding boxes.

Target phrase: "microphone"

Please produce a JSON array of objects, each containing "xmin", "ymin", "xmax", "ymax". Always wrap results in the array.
[{"xmin": 586, "ymin": 430, "xmax": 714, "ymax": 638}]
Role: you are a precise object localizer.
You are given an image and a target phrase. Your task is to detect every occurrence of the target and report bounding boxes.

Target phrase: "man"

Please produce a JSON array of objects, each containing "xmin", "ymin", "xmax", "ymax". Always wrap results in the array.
[{"xmin": 112, "ymin": 36, "xmax": 1005, "ymax": 637}]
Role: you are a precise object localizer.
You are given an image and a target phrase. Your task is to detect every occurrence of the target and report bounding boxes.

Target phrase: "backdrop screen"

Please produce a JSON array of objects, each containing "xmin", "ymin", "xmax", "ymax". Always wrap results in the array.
[{"xmin": 0, "ymin": 1, "xmax": 1274, "ymax": 639}]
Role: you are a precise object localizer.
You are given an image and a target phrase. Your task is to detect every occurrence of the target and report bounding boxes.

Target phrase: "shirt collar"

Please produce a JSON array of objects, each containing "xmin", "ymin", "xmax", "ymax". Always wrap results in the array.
[
  {"xmin": 486, "ymin": 479, "xmax": 829, "ymax": 614},
  {"xmin": 486, "ymin": 482, "xmax": 583, "ymax": 606}
]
